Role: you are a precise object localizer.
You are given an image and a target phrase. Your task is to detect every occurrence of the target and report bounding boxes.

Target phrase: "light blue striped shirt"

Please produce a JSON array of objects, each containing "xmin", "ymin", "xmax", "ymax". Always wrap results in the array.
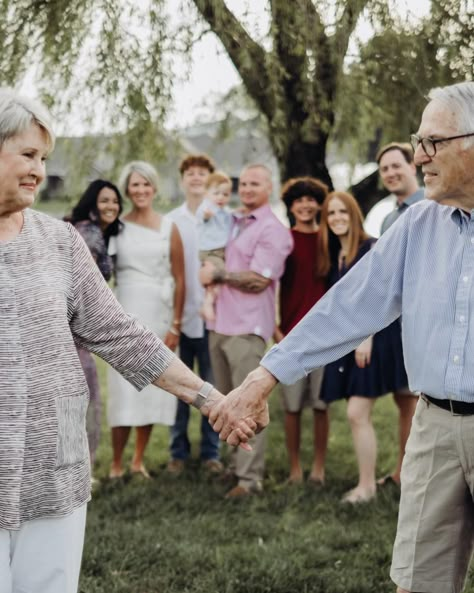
[{"xmin": 262, "ymin": 200, "xmax": 474, "ymax": 402}]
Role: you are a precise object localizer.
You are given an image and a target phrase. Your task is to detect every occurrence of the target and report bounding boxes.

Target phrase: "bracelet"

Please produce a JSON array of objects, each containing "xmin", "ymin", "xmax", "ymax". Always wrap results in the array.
[
  {"xmin": 191, "ymin": 381, "xmax": 214, "ymax": 410},
  {"xmin": 172, "ymin": 319, "xmax": 182, "ymax": 327},
  {"xmin": 169, "ymin": 327, "xmax": 180, "ymax": 337}
]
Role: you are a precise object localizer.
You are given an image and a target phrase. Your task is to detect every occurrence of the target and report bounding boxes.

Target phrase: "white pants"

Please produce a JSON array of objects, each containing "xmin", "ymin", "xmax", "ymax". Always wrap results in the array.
[{"xmin": 0, "ymin": 504, "xmax": 87, "ymax": 593}]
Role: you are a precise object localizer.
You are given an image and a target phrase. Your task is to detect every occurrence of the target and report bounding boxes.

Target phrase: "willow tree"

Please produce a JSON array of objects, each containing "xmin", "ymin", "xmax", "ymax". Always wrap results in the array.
[{"xmin": 0, "ymin": 0, "xmax": 472, "ymax": 185}]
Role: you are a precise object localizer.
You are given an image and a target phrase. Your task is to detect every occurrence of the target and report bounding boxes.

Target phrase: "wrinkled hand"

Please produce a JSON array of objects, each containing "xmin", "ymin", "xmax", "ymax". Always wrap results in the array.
[
  {"xmin": 199, "ymin": 260, "xmax": 217, "ymax": 286},
  {"xmin": 208, "ymin": 366, "xmax": 276, "ymax": 446},
  {"xmin": 355, "ymin": 336, "xmax": 373, "ymax": 369},
  {"xmin": 201, "ymin": 391, "xmax": 256, "ymax": 451}
]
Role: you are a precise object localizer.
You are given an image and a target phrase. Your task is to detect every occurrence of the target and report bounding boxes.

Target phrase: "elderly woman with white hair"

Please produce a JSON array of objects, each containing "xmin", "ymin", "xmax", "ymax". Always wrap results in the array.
[
  {"xmin": 107, "ymin": 161, "xmax": 185, "ymax": 479},
  {"xmin": 0, "ymin": 90, "xmax": 254, "ymax": 593}
]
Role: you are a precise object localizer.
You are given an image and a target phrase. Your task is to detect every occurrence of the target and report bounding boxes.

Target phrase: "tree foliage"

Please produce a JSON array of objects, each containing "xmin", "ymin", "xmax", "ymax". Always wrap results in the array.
[{"xmin": 0, "ymin": 0, "xmax": 472, "ymax": 184}]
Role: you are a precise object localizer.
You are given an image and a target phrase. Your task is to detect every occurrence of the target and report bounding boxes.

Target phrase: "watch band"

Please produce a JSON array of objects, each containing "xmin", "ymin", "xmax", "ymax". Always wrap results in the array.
[{"xmin": 191, "ymin": 381, "xmax": 214, "ymax": 410}]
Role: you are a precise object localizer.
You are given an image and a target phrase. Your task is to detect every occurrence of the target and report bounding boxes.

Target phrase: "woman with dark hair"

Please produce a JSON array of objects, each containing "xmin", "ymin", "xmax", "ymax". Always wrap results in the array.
[
  {"xmin": 275, "ymin": 176, "xmax": 329, "ymax": 485},
  {"xmin": 69, "ymin": 179, "xmax": 124, "ymax": 473},
  {"xmin": 318, "ymin": 191, "xmax": 408, "ymax": 503}
]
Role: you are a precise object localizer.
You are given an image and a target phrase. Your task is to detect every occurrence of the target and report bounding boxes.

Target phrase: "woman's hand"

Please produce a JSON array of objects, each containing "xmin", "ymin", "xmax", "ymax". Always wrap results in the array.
[
  {"xmin": 273, "ymin": 326, "xmax": 285, "ymax": 344},
  {"xmin": 355, "ymin": 336, "xmax": 373, "ymax": 368},
  {"xmin": 164, "ymin": 330, "xmax": 179, "ymax": 352}
]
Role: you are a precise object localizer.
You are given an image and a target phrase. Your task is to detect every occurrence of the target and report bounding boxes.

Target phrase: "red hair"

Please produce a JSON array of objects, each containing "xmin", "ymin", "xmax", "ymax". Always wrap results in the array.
[{"xmin": 317, "ymin": 191, "xmax": 370, "ymax": 277}]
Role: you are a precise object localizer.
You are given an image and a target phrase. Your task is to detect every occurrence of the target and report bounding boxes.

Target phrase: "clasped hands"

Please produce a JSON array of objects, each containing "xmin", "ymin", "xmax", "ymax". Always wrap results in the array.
[{"xmin": 200, "ymin": 366, "xmax": 277, "ymax": 449}]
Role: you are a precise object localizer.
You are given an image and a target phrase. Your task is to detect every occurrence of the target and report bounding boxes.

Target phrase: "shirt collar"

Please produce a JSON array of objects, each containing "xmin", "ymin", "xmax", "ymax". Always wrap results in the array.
[
  {"xmin": 233, "ymin": 203, "xmax": 272, "ymax": 221},
  {"xmin": 450, "ymin": 207, "xmax": 474, "ymax": 231},
  {"xmin": 398, "ymin": 188, "xmax": 424, "ymax": 210}
]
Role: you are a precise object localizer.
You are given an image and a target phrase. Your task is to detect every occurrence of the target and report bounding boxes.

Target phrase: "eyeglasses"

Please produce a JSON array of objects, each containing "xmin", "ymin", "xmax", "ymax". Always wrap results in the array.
[{"xmin": 410, "ymin": 132, "xmax": 474, "ymax": 157}]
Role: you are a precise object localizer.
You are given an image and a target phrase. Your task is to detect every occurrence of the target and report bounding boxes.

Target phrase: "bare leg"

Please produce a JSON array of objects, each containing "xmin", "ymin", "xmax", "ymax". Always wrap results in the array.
[
  {"xmin": 392, "ymin": 390, "xmax": 417, "ymax": 483},
  {"xmin": 131, "ymin": 424, "xmax": 154, "ymax": 476},
  {"xmin": 396, "ymin": 588, "xmax": 411, "ymax": 593},
  {"xmin": 343, "ymin": 396, "xmax": 377, "ymax": 502},
  {"xmin": 110, "ymin": 426, "xmax": 131, "ymax": 478},
  {"xmin": 309, "ymin": 409, "xmax": 329, "ymax": 483},
  {"xmin": 284, "ymin": 411, "xmax": 303, "ymax": 482}
]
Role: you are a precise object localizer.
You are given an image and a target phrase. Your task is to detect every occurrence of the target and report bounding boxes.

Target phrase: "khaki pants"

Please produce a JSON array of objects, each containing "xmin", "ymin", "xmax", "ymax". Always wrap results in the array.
[
  {"xmin": 209, "ymin": 331, "xmax": 266, "ymax": 490},
  {"xmin": 391, "ymin": 397, "xmax": 474, "ymax": 593}
]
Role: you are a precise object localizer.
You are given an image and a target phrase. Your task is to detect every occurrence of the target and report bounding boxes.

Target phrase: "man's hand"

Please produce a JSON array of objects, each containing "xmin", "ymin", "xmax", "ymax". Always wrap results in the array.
[
  {"xmin": 199, "ymin": 260, "xmax": 217, "ymax": 286},
  {"xmin": 208, "ymin": 366, "xmax": 277, "ymax": 444},
  {"xmin": 200, "ymin": 390, "xmax": 256, "ymax": 450}
]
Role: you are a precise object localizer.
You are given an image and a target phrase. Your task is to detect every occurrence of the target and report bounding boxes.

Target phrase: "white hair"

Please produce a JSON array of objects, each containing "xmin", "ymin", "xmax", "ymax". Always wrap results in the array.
[
  {"xmin": 0, "ymin": 88, "xmax": 55, "ymax": 151},
  {"xmin": 119, "ymin": 160, "xmax": 159, "ymax": 197},
  {"xmin": 428, "ymin": 81, "xmax": 474, "ymax": 146}
]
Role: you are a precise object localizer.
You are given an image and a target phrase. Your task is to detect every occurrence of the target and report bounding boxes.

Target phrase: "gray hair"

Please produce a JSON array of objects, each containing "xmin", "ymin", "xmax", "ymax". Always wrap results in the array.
[
  {"xmin": 0, "ymin": 88, "xmax": 55, "ymax": 151},
  {"xmin": 428, "ymin": 82, "xmax": 474, "ymax": 145},
  {"xmin": 119, "ymin": 160, "xmax": 159, "ymax": 197}
]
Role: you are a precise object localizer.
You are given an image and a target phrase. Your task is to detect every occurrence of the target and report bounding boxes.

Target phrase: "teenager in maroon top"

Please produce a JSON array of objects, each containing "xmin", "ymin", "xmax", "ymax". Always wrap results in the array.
[{"xmin": 274, "ymin": 177, "xmax": 329, "ymax": 485}]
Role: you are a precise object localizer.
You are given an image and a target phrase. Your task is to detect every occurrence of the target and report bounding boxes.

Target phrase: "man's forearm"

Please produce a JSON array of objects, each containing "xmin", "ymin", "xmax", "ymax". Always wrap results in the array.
[{"xmin": 214, "ymin": 269, "xmax": 270, "ymax": 293}]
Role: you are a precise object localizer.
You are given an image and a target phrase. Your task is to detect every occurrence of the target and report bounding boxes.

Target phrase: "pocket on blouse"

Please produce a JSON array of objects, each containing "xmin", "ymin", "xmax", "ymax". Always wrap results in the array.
[{"xmin": 55, "ymin": 395, "xmax": 88, "ymax": 468}]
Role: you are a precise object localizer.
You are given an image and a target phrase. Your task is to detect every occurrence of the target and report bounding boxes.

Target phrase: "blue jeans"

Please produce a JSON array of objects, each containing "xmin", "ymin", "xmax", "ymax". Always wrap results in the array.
[{"xmin": 169, "ymin": 331, "xmax": 220, "ymax": 461}]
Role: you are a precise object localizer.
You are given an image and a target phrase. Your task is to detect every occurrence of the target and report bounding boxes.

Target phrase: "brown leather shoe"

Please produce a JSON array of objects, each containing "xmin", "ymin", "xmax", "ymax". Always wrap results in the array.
[
  {"xmin": 202, "ymin": 459, "xmax": 224, "ymax": 474},
  {"xmin": 166, "ymin": 459, "xmax": 185, "ymax": 475},
  {"xmin": 225, "ymin": 485, "xmax": 252, "ymax": 499}
]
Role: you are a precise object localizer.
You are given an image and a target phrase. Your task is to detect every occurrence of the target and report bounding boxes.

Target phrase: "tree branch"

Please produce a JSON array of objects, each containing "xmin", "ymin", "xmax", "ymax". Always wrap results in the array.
[
  {"xmin": 191, "ymin": 0, "xmax": 276, "ymax": 120},
  {"xmin": 334, "ymin": 0, "xmax": 371, "ymax": 61}
]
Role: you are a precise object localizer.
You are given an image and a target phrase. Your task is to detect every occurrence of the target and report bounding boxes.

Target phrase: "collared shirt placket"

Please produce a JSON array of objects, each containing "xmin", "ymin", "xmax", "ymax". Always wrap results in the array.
[{"xmin": 444, "ymin": 214, "xmax": 474, "ymax": 401}]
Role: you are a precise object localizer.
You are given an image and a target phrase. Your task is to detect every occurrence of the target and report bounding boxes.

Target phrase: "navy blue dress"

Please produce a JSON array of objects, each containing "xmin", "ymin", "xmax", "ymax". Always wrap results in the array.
[{"xmin": 321, "ymin": 238, "xmax": 408, "ymax": 403}]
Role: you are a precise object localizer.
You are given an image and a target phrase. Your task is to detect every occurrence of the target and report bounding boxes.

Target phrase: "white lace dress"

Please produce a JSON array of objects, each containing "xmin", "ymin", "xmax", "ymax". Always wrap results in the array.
[{"xmin": 107, "ymin": 218, "xmax": 178, "ymax": 427}]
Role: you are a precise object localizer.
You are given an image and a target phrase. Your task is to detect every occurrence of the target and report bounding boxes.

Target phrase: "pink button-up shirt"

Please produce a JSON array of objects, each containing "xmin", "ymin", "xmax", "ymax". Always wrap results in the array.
[{"xmin": 214, "ymin": 203, "xmax": 293, "ymax": 341}]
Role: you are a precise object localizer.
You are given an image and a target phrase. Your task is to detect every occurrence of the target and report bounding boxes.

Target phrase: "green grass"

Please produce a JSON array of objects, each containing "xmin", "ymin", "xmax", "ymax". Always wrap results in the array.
[{"xmin": 80, "ymin": 359, "xmax": 474, "ymax": 593}]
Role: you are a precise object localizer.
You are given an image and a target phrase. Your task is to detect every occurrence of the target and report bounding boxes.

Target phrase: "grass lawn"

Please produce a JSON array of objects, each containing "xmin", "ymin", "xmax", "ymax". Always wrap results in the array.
[{"xmin": 79, "ymin": 360, "xmax": 474, "ymax": 593}]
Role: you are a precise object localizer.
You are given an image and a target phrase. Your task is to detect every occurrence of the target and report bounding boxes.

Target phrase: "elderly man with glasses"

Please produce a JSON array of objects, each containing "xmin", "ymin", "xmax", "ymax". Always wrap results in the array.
[{"xmin": 211, "ymin": 81, "xmax": 474, "ymax": 593}]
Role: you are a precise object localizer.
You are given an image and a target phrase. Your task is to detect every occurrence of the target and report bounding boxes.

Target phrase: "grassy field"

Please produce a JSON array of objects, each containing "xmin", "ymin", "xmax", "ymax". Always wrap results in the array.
[
  {"xmin": 78, "ymin": 360, "xmax": 474, "ymax": 593},
  {"xmin": 32, "ymin": 200, "xmax": 474, "ymax": 592}
]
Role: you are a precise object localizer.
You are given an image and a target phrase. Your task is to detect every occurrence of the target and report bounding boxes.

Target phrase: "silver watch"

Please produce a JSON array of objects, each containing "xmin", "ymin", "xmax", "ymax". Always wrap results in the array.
[{"xmin": 191, "ymin": 381, "xmax": 214, "ymax": 410}]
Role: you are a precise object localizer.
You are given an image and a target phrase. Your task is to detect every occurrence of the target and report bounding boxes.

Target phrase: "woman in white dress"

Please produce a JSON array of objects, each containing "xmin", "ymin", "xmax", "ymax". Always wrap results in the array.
[{"xmin": 108, "ymin": 161, "xmax": 185, "ymax": 478}]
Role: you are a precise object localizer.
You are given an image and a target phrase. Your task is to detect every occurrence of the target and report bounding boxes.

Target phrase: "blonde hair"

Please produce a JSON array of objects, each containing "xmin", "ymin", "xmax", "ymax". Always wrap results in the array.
[
  {"xmin": 206, "ymin": 171, "xmax": 232, "ymax": 188},
  {"xmin": 119, "ymin": 161, "xmax": 159, "ymax": 198}
]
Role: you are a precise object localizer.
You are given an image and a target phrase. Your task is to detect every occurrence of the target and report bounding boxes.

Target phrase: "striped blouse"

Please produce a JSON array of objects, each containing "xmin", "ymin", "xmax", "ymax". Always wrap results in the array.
[{"xmin": 0, "ymin": 209, "xmax": 175, "ymax": 530}]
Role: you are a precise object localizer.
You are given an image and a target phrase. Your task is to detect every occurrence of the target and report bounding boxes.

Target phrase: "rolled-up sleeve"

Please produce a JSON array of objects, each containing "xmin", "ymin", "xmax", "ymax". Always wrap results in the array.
[{"xmin": 67, "ymin": 225, "xmax": 175, "ymax": 390}]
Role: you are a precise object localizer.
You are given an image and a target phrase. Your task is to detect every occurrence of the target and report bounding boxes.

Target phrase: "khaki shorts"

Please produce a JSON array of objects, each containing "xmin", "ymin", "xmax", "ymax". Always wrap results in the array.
[
  {"xmin": 199, "ymin": 248, "xmax": 225, "ymax": 273},
  {"xmin": 280, "ymin": 368, "xmax": 326, "ymax": 413},
  {"xmin": 390, "ymin": 397, "xmax": 474, "ymax": 593}
]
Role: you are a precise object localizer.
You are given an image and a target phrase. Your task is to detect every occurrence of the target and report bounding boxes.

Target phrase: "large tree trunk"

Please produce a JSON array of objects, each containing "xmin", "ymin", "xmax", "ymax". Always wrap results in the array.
[{"xmin": 279, "ymin": 137, "xmax": 333, "ymax": 188}]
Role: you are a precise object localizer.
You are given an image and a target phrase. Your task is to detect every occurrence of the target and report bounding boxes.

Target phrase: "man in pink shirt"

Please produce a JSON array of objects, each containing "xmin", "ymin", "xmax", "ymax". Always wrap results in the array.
[{"xmin": 200, "ymin": 163, "xmax": 293, "ymax": 497}]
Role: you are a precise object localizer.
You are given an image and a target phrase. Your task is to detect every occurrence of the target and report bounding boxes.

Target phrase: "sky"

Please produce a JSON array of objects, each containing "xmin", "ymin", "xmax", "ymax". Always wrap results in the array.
[
  {"xmin": 165, "ymin": 0, "xmax": 432, "ymax": 129},
  {"xmin": 20, "ymin": 0, "xmax": 432, "ymax": 134}
]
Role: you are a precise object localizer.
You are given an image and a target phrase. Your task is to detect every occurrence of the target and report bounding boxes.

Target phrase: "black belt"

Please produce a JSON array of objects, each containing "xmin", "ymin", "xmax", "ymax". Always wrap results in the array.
[{"xmin": 422, "ymin": 393, "xmax": 474, "ymax": 415}]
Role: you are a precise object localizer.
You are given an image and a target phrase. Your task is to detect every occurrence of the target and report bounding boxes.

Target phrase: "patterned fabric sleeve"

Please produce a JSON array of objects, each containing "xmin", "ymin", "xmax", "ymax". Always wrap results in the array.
[
  {"xmin": 67, "ymin": 224, "xmax": 175, "ymax": 390},
  {"xmin": 74, "ymin": 220, "xmax": 113, "ymax": 281}
]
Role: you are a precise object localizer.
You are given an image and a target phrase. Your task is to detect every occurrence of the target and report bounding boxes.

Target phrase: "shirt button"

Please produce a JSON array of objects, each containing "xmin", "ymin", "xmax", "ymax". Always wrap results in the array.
[
  {"xmin": 460, "ymin": 315, "xmax": 466, "ymax": 323},
  {"xmin": 464, "ymin": 276, "xmax": 469, "ymax": 283},
  {"xmin": 453, "ymin": 355, "xmax": 460, "ymax": 363}
]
